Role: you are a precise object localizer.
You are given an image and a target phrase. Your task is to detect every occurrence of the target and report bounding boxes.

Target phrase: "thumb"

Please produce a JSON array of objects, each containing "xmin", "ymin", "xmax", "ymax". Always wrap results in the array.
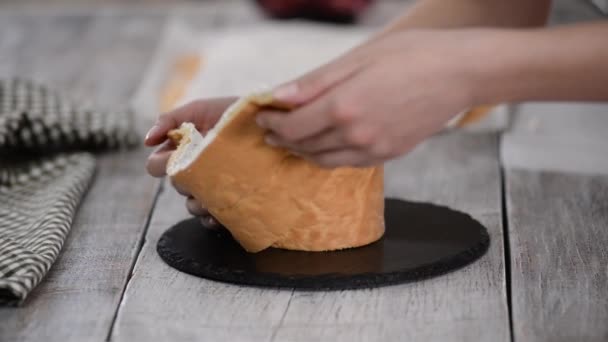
[
  {"xmin": 144, "ymin": 97, "xmax": 236, "ymax": 147},
  {"xmin": 272, "ymin": 57, "xmax": 364, "ymax": 106}
]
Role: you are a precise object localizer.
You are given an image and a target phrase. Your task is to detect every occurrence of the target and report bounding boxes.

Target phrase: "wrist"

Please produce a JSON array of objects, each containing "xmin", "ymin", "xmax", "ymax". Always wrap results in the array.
[
  {"xmin": 473, "ymin": 29, "xmax": 547, "ymax": 105},
  {"xmin": 461, "ymin": 29, "xmax": 530, "ymax": 106}
]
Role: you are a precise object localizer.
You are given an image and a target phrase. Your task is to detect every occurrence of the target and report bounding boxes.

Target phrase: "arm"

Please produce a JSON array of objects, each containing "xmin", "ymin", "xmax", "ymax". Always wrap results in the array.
[
  {"xmin": 370, "ymin": 0, "xmax": 552, "ymax": 38},
  {"xmin": 371, "ymin": 0, "xmax": 607, "ymax": 103},
  {"xmin": 475, "ymin": 22, "xmax": 608, "ymax": 103},
  {"xmin": 337, "ymin": 0, "xmax": 554, "ymax": 60},
  {"xmin": 268, "ymin": 0, "xmax": 553, "ymax": 108},
  {"xmin": 257, "ymin": 21, "xmax": 608, "ymax": 167}
]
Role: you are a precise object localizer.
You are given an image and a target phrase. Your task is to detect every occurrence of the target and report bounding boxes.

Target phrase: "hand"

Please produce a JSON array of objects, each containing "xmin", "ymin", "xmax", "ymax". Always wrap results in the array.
[
  {"xmin": 145, "ymin": 97, "xmax": 237, "ymax": 227},
  {"xmin": 255, "ymin": 29, "xmax": 485, "ymax": 168}
]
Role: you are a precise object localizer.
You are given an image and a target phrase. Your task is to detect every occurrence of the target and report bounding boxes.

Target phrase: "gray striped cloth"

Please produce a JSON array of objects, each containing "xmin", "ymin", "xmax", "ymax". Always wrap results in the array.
[{"xmin": 0, "ymin": 78, "xmax": 139, "ymax": 306}]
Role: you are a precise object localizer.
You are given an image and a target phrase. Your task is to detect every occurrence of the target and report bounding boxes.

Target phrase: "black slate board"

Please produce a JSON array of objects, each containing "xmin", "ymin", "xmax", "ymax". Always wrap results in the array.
[{"xmin": 157, "ymin": 198, "xmax": 490, "ymax": 290}]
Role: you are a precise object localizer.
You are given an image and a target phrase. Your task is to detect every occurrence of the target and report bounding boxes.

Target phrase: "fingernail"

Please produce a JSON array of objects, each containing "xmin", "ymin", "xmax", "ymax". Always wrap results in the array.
[
  {"xmin": 145, "ymin": 124, "xmax": 161, "ymax": 142},
  {"xmin": 272, "ymin": 83, "xmax": 298, "ymax": 102}
]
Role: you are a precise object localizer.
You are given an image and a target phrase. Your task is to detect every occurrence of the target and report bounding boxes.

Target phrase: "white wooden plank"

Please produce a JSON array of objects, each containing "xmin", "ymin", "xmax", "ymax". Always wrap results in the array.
[
  {"xmin": 503, "ymin": 0, "xmax": 608, "ymax": 178},
  {"xmin": 114, "ymin": 9, "xmax": 298, "ymax": 341},
  {"xmin": 506, "ymin": 169, "xmax": 608, "ymax": 342},
  {"xmin": 549, "ymin": 0, "xmax": 605, "ymax": 24},
  {"xmin": 501, "ymin": 133, "xmax": 608, "ymax": 177},
  {"xmin": 112, "ymin": 181, "xmax": 295, "ymax": 342},
  {"xmin": 0, "ymin": 16, "xmax": 29, "ymax": 77},
  {"xmin": 503, "ymin": 3, "xmax": 607, "ymax": 339},
  {"xmin": 0, "ymin": 11, "xmax": 165, "ymax": 342},
  {"xmin": 590, "ymin": 0, "xmax": 608, "ymax": 13},
  {"xmin": 508, "ymin": 102, "xmax": 608, "ymax": 145},
  {"xmin": 501, "ymin": 102, "xmax": 608, "ymax": 176}
]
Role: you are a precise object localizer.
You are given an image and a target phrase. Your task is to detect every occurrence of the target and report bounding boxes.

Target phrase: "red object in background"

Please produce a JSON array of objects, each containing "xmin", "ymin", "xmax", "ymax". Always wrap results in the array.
[{"xmin": 256, "ymin": 0, "xmax": 375, "ymax": 23}]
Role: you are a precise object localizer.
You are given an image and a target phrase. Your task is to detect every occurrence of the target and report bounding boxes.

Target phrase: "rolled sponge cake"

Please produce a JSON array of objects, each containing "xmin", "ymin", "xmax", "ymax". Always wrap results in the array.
[{"xmin": 166, "ymin": 92, "xmax": 385, "ymax": 253}]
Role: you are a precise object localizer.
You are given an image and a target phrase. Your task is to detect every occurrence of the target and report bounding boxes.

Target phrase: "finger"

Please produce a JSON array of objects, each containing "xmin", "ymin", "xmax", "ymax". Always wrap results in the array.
[
  {"xmin": 186, "ymin": 196, "xmax": 209, "ymax": 217},
  {"xmin": 200, "ymin": 215, "xmax": 221, "ymax": 229},
  {"xmin": 265, "ymin": 129, "xmax": 344, "ymax": 154},
  {"xmin": 266, "ymin": 123, "xmax": 377, "ymax": 154},
  {"xmin": 310, "ymin": 148, "xmax": 373, "ymax": 168},
  {"xmin": 271, "ymin": 54, "xmax": 365, "ymax": 105},
  {"xmin": 171, "ymin": 178, "xmax": 191, "ymax": 197},
  {"xmin": 145, "ymin": 141, "xmax": 175, "ymax": 177},
  {"xmin": 258, "ymin": 89, "xmax": 356, "ymax": 143},
  {"xmin": 259, "ymin": 87, "xmax": 367, "ymax": 143},
  {"xmin": 144, "ymin": 97, "xmax": 236, "ymax": 147}
]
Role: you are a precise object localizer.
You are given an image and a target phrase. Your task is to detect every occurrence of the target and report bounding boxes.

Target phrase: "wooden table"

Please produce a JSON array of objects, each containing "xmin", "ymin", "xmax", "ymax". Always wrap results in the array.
[{"xmin": 0, "ymin": 1, "xmax": 606, "ymax": 341}]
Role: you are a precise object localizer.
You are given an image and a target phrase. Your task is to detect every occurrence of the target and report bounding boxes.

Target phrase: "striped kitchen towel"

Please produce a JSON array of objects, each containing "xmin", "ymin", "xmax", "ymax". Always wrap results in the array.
[{"xmin": 0, "ymin": 78, "xmax": 139, "ymax": 306}]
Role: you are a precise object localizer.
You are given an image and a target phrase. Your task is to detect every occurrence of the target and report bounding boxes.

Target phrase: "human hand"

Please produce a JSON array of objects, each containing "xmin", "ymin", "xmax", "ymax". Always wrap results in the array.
[
  {"xmin": 145, "ymin": 97, "xmax": 237, "ymax": 227},
  {"xmin": 256, "ymin": 29, "xmax": 487, "ymax": 168}
]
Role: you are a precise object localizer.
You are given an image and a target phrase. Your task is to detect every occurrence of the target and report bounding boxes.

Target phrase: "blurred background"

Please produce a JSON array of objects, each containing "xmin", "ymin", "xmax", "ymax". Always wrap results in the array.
[{"xmin": 0, "ymin": 0, "xmax": 606, "ymax": 18}]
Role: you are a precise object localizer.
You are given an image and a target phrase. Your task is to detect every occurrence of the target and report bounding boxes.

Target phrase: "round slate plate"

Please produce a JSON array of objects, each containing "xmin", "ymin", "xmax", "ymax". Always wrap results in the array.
[{"xmin": 157, "ymin": 198, "xmax": 490, "ymax": 290}]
